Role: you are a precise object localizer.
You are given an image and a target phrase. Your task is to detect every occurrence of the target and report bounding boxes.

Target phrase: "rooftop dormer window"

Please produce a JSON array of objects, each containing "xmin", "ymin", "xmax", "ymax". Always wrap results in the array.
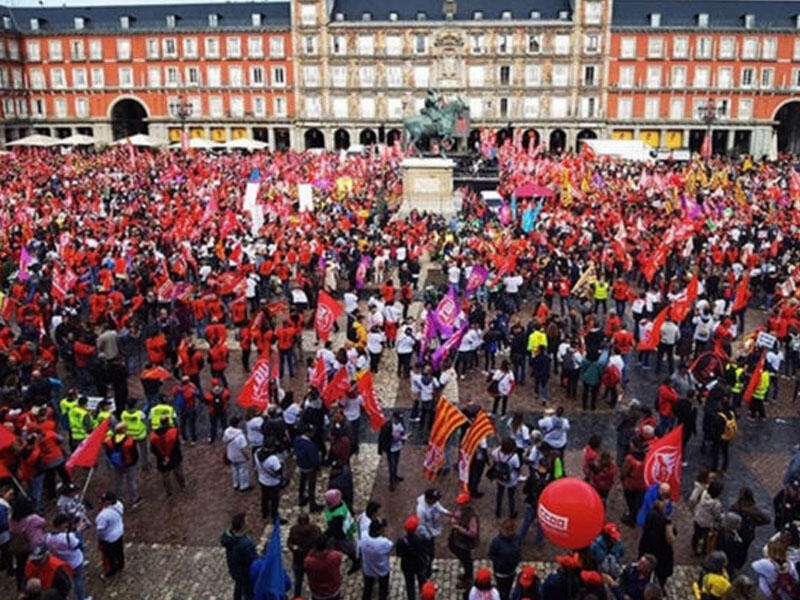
[
  {"xmin": 697, "ymin": 13, "xmax": 709, "ymax": 27},
  {"xmin": 166, "ymin": 14, "xmax": 176, "ymax": 29},
  {"xmin": 208, "ymin": 14, "xmax": 219, "ymax": 28},
  {"xmin": 650, "ymin": 13, "xmax": 660, "ymax": 27},
  {"xmin": 743, "ymin": 14, "xmax": 755, "ymax": 29},
  {"xmin": 74, "ymin": 17, "xmax": 85, "ymax": 30},
  {"xmin": 30, "ymin": 18, "xmax": 39, "ymax": 31}
]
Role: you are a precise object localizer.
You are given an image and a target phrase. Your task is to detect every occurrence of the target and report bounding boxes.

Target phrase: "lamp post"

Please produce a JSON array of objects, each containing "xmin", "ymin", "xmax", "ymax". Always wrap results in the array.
[
  {"xmin": 169, "ymin": 96, "xmax": 193, "ymax": 146},
  {"xmin": 696, "ymin": 98, "xmax": 724, "ymax": 158}
]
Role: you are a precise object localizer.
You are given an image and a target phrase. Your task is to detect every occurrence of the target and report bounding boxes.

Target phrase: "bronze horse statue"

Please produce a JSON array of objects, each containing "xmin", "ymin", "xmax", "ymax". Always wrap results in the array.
[{"xmin": 403, "ymin": 95, "xmax": 467, "ymax": 154}]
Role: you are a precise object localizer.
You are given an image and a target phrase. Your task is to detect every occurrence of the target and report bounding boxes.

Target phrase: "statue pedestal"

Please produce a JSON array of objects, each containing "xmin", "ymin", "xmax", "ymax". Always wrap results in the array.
[{"xmin": 399, "ymin": 158, "xmax": 456, "ymax": 216}]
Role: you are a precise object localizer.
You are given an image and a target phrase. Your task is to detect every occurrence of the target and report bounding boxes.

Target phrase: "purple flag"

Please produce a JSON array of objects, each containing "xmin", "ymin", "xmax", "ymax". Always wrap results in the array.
[
  {"xmin": 435, "ymin": 285, "xmax": 459, "ymax": 337},
  {"xmin": 418, "ymin": 309, "xmax": 438, "ymax": 362},
  {"xmin": 355, "ymin": 256, "xmax": 370, "ymax": 290},
  {"xmin": 464, "ymin": 265, "xmax": 489, "ymax": 296},
  {"xmin": 18, "ymin": 245, "xmax": 32, "ymax": 282},
  {"xmin": 432, "ymin": 323, "xmax": 468, "ymax": 370}
]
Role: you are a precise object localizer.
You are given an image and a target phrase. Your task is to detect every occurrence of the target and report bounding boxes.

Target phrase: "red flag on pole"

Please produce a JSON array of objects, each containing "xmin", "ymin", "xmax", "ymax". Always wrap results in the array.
[
  {"xmin": 457, "ymin": 410, "xmax": 495, "ymax": 491},
  {"xmin": 643, "ymin": 425, "xmax": 683, "ymax": 501},
  {"xmin": 0, "ymin": 425, "xmax": 17, "ymax": 451},
  {"xmin": 237, "ymin": 357, "xmax": 271, "ymax": 410},
  {"xmin": 309, "ymin": 355, "xmax": 327, "ymax": 390},
  {"xmin": 636, "ymin": 306, "xmax": 671, "ymax": 352},
  {"xmin": 314, "ymin": 291, "xmax": 343, "ymax": 342},
  {"xmin": 356, "ymin": 371, "xmax": 387, "ymax": 431},
  {"xmin": 731, "ymin": 272, "xmax": 751, "ymax": 314},
  {"xmin": 66, "ymin": 417, "xmax": 111, "ymax": 474},
  {"xmin": 422, "ymin": 398, "xmax": 467, "ymax": 481},
  {"xmin": 742, "ymin": 351, "xmax": 765, "ymax": 405},
  {"xmin": 321, "ymin": 367, "xmax": 350, "ymax": 407},
  {"xmin": 670, "ymin": 274, "xmax": 698, "ymax": 323}
]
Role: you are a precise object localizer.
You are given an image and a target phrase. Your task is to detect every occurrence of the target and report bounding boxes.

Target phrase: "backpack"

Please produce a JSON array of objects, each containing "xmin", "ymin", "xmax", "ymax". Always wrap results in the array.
[
  {"xmin": 488, "ymin": 457, "xmax": 512, "ymax": 484},
  {"xmin": 771, "ymin": 567, "xmax": 799, "ymax": 600},
  {"xmin": 718, "ymin": 411, "xmax": 738, "ymax": 441},
  {"xmin": 601, "ymin": 364, "xmax": 621, "ymax": 388},
  {"xmin": 562, "ymin": 351, "xmax": 578, "ymax": 373}
]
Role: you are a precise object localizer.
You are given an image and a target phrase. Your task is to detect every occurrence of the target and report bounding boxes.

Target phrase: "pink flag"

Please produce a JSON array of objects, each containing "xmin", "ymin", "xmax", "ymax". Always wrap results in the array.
[
  {"xmin": 18, "ymin": 246, "xmax": 32, "ymax": 282},
  {"xmin": 432, "ymin": 323, "xmax": 468, "ymax": 370},
  {"xmin": 434, "ymin": 285, "xmax": 459, "ymax": 337},
  {"xmin": 464, "ymin": 265, "xmax": 489, "ymax": 296}
]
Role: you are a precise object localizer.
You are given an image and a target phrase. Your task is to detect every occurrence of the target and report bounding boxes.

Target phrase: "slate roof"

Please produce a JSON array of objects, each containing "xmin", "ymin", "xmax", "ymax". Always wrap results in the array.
[
  {"xmin": 612, "ymin": 0, "xmax": 800, "ymax": 30},
  {"xmin": 0, "ymin": 2, "xmax": 290, "ymax": 34},
  {"xmin": 330, "ymin": 0, "xmax": 572, "ymax": 22}
]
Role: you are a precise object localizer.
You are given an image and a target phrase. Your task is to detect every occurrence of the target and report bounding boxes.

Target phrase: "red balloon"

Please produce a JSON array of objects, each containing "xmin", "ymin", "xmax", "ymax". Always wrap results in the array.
[{"xmin": 537, "ymin": 478, "xmax": 605, "ymax": 549}]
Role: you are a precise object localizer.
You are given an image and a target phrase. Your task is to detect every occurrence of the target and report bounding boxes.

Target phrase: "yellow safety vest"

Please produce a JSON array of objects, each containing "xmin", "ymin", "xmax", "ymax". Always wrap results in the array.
[
  {"xmin": 527, "ymin": 330, "xmax": 548, "ymax": 353},
  {"xmin": 150, "ymin": 404, "xmax": 176, "ymax": 429},
  {"xmin": 594, "ymin": 282, "xmax": 610, "ymax": 301},
  {"xmin": 59, "ymin": 397, "xmax": 77, "ymax": 418},
  {"xmin": 93, "ymin": 410, "xmax": 113, "ymax": 429},
  {"xmin": 68, "ymin": 406, "xmax": 90, "ymax": 442},
  {"xmin": 730, "ymin": 366, "xmax": 745, "ymax": 394},
  {"xmin": 753, "ymin": 371, "xmax": 770, "ymax": 400},
  {"xmin": 121, "ymin": 409, "xmax": 147, "ymax": 441}
]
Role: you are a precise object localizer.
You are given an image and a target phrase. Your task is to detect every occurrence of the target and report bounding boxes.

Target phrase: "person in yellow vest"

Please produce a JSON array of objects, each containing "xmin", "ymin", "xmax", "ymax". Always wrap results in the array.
[
  {"xmin": 58, "ymin": 388, "xmax": 79, "ymax": 432},
  {"xmin": 121, "ymin": 399, "xmax": 150, "ymax": 471},
  {"xmin": 93, "ymin": 398, "xmax": 116, "ymax": 430},
  {"xmin": 593, "ymin": 276, "xmax": 610, "ymax": 315},
  {"xmin": 67, "ymin": 396, "xmax": 94, "ymax": 451},
  {"xmin": 527, "ymin": 322, "xmax": 548, "ymax": 356},
  {"xmin": 727, "ymin": 358, "xmax": 746, "ymax": 409},
  {"xmin": 748, "ymin": 368, "xmax": 770, "ymax": 421},
  {"xmin": 149, "ymin": 394, "xmax": 177, "ymax": 430}
]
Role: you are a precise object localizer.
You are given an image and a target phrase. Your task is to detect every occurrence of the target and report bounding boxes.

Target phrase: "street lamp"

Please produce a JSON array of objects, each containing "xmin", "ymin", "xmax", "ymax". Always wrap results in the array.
[
  {"xmin": 696, "ymin": 98, "xmax": 724, "ymax": 158},
  {"xmin": 169, "ymin": 95, "xmax": 193, "ymax": 140}
]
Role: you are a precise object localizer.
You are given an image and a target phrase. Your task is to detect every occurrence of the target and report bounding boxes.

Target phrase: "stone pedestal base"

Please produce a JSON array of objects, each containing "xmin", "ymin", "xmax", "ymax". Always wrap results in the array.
[{"xmin": 400, "ymin": 158, "xmax": 455, "ymax": 215}]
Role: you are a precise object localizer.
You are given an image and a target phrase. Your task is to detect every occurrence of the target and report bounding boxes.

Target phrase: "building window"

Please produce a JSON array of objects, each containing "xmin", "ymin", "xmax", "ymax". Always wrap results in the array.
[
  {"xmin": 118, "ymin": 67, "xmax": 133, "ymax": 88},
  {"xmin": 228, "ymin": 65, "xmax": 243, "ymax": 87},
  {"xmin": 10, "ymin": 68, "xmax": 21, "ymax": 89},
  {"xmin": 304, "ymin": 97, "xmax": 321, "ymax": 118},
  {"xmin": 359, "ymin": 66, "xmax": 374, "ymax": 87},
  {"xmin": 209, "ymin": 96, "xmax": 223, "ymax": 118},
  {"xmin": 695, "ymin": 37, "xmax": 712, "ymax": 59},
  {"xmin": 300, "ymin": 5, "xmax": 316, "ymax": 26},
  {"xmin": 793, "ymin": 68, "xmax": 800, "ymax": 88},
  {"xmin": 230, "ymin": 96, "xmax": 244, "ymax": 118},
  {"xmin": 7, "ymin": 40, "xmax": 17, "ymax": 61},
  {"xmin": 0, "ymin": 42, "xmax": 6, "ymax": 59},
  {"xmin": 762, "ymin": 38, "xmax": 777, "ymax": 60},
  {"xmin": 226, "ymin": 37, "xmax": 241, "ymax": 58},
  {"xmin": 738, "ymin": 98, "xmax": 753, "ymax": 120},
  {"xmin": 303, "ymin": 65, "xmax": 320, "ymax": 87},
  {"xmin": 389, "ymin": 12, "xmax": 399, "ymax": 22},
  {"xmin": 358, "ymin": 35, "xmax": 374, "ymax": 56},
  {"xmin": 697, "ymin": 13, "xmax": 709, "ymax": 27},
  {"xmin": 584, "ymin": 34, "xmax": 599, "ymax": 54},
  {"xmin": 645, "ymin": 97, "xmax": 660, "ymax": 119},
  {"xmin": 270, "ymin": 37, "xmax": 285, "ymax": 58},
  {"xmin": 251, "ymin": 13, "xmax": 262, "ymax": 27},
  {"xmin": 417, "ymin": 12, "xmax": 427, "ymax": 20},
  {"xmin": 385, "ymin": 36, "xmax": 402, "ymax": 56},
  {"xmin": 497, "ymin": 34, "xmax": 512, "ymax": 55},
  {"xmin": 552, "ymin": 64, "xmax": 569, "ymax": 87},
  {"xmin": 384, "ymin": 65, "xmax": 403, "ymax": 87},
  {"xmin": 387, "ymin": 97, "xmax": 403, "ymax": 119},
  {"xmin": 694, "ymin": 66, "xmax": 710, "ymax": 88},
  {"xmin": 208, "ymin": 13, "xmax": 219, "ymax": 28},
  {"xmin": 51, "ymin": 68, "xmax": 65, "ymax": 89},
  {"xmin": 25, "ymin": 41, "xmax": 40, "ymax": 61},
  {"xmin": 554, "ymin": 34, "xmax": 570, "ymax": 55},
  {"xmin": 147, "ymin": 66, "xmax": 160, "ymax": 87},
  {"xmin": 499, "ymin": 65, "xmax": 512, "ymax": 85},
  {"xmin": 120, "ymin": 16, "xmax": 130, "ymax": 30},
  {"xmin": 31, "ymin": 98, "xmax": 45, "ymax": 118},
  {"xmin": 72, "ymin": 68, "xmax": 87, "ymax": 89},
  {"xmin": 205, "ymin": 37, "xmax": 219, "ymax": 58},
  {"xmin": 761, "ymin": 68, "xmax": 774, "ymax": 88},
  {"xmin": 468, "ymin": 65, "xmax": 485, "ymax": 86},
  {"xmin": 581, "ymin": 97, "xmax": 597, "ymax": 118},
  {"xmin": 252, "ymin": 97, "xmax": 266, "ymax": 118},
  {"xmin": 618, "ymin": 66, "xmax": 634, "ymax": 88},
  {"xmin": 272, "ymin": 66, "xmax": 285, "ymax": 87},
  {"xmin": 185, "ymin": 66, "xmax": 200, "ymax": 86},
  {"xmin": 550, "ymin": 97, "xmax": 568, "ymax": 118},
  {"xmin": 54, "ymin": 98, "xmax": 67, "ymax": 118},
  {"xmin": 331, "ymin": 66, "xmax": 347, "ymax": 87},
  {"xmin": 117, "ymin": 39, "xmax": 132, "ymax": 61},
  {"xmin": 74, "ymin": 17, "xmax": 85, "ymax": 30},
  {"xmin": 718, "ymin": 37, "xmax": 735, "ymax": 60},
  {"xmin": 70, "ymin": 40, "xmax": 85, "ymax": 60},
  {"xmin": 646, "ymin": 65, "xmax": 661, "ymax": 89},
  {"xmin": 89, "ymin": 39, "xmax": 102, "ymax": 60},
  {"xmin": 163, "ymin": 38, "xmax": 177, "ymax": 58},
  {"xmin": 145, "ymin": 39, "xmax": 159, "ymax": 59},
  {"xmin": 527, "ymin": 34, "xmax": 541, "ymax": 53},
  {"xmin": 207, "ymin": 66, "xmax": 221, "ymax": 87},
  {"xmin": 672, "ymin": 36, "xmax": 688, "ymax": 59},
  {"xmin": 360, "ymin": 97, "xmax": 375, "ymax": 119},
  {"xmin": 501, "ymin": 11, "xmax": 512, "ymax": 21},
  {"xmin": 331, "ymin": 35, "xmax": 346, "ymax": 55},
  {"xmin": 414, "ymin": 35, "xmax": 427, "ymax": 54},
  {"xmin": 524, "ymin": 64, "xmax": 541, "ymax": 85},
  {"xmin": 620, "ymin": 37, "xmax": 636, "ymax": 59},
  {"xmin": 717, "ymin": 99, "xmax": 729, "ymax": 117},
  {"xmin": 717, "ymin": 67, "xmax": 733, "ymax": 89},
  {"xmin": 585, "ymin": 1, "xmax": 602, "ymax": 25},
  {"xmin": 302, "ymin": 35, "xmax": 316, "ymax": 55},
  {"xmin": 647, "ymin": 37, "xmax": 663, "ymax": 58},
  {"xmin": 183, "ymin": 38, "xmax": 198, "ymax": 59},
  {"xmin": 165, "ymin": 66, "xmax": 179, "ymax": 86},
  {"xmin": 273, "ymin": 96, "xmax": 286, "ymax": 116},
  {"xmin": 30, "ymin": 18, "xmax": 39, "ymax": 32},
  {"xmin": 671, "ymin": 66, "xmax": 686, "ymax": 88},
  {"xmin": 75, "ymin": 97, "xmax": 89, "ymax": 118},
  {"xmin": 29, "ymin": 69, "xmax": 44, "ymax": 89},
  {"xmin": 250, "ymin": 66, "xmax": 265, "ymax": 87},
  {"xmin": 794, "ymin": 39, "xmax": 800, "ymax": 61},
  {"xmin": 742, "ymin": 38, "xmax": 757, "ymax": 60},
  {"xmin": 583, "ymin": 65, "xmax": 597, "ymax": 86},
  {"xmin": 413, "ymin": 65, "xmax": 429, "ymax": 87},
  {"xmin": 469, "ymin": 98, "xmax": 483, "ymax": 119},
  {"xmin": 469, "ymin": 34, "xmax": 485, "ymax": 54},
  {"xmin": 740, "ymin": 67, "xmax": 754, "ymax": 87},
  {"xmin": 744, "ymin": 14, "xmax": 755, "ymax": 29},
  {"xmin": 617, "ymin": 98, "xmax": 633, "ymax": 119},
  {"xmin": 166, "ymin": 15, "xmax": 176, "ymax": 29},
  {"xmin": 650, "ymin": 13, "xmax": 661, "ymax": 28},
  {"xmin": 91, "ymin": 67, "xmax": 104, "ymax": 88},
  {"xmin": 247, "ymin": 36, "xmax": 264, "ymax": 58},
  {"xmin": 523, "ymin": 97, "xmax": 540, "ymax": 118},
  {"xmin": 499, "ymin": 97, "xmax": 509, "ymax": 118},
  {"xmin": 669, "ymin": 97, "xmax": 684, "ymax": 119}
]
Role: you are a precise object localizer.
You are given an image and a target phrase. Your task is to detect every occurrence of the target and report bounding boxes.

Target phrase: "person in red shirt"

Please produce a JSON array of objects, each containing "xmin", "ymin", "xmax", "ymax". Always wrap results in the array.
[
  {"xmin": 612, "ymin": 278, "xmax": 632, "ymax": 316},
  {"xmin": 71, "ymin": 333, "xmax": 96, "ymax": 392},
  {"xmin": 24, "ymin": 545, "xmax": 73, "ymax": 599},
  {"xmin": 203, "ymin": 378, "xmax": 230, "ymax": 443},
  {"xmin": 275, "ymin": 320, "xmax": 297, "ymax": 378},
  {"xmin": 172, "ymin": 376, "xmax": 200, "ymax": 444},
  {"xmin": 304, "ymin": 535, "xmax": 343, "ymax": 600},
  {"xmin": 149, "ymin": 416, "xmax": 186, "ymax": 496},
  {"xmin": 656, "ymin": 379, "xmax": 679, "ymax": 435},
  {"xmin": 179, "ymin": 341, "xmax": 205, "ymax": 392},
  {"xmin": 239, "ymin": 325, "xmax": 252, "ymax": 374},
  {"xmin": 208, "ymin": 341, "xmax": 230, "ymax": 388},
  {"xmin": 145, "ymin": 332, "xmax": 168, "ymax": 366},
  {"xmin": 205, "ymin": 317, "xmax": 227, "ymax": 349}
]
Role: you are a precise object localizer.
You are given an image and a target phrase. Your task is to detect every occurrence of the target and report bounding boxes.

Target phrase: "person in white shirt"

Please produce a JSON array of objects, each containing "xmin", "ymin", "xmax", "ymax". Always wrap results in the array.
[
  {"xmin": 366, "ymin": 325, "xmax": 386, "ymax": 373},
  {"xmin": 538, "ymin": 407, "xmax": 570, "ymax": 456},
  {"xmin": 491, "ymin": 438, "xmax": 522, "ymax": 519},
  {"xmin": 766, "ymin": 342, "xmax": 784, "ymax": 402},
  {"xmin": 416, "ymin": 489, "xmax": 451, "ymax": 579},
  {"xmin": 448, "ymin": 262, "xmax": 462, "ymax": 291},
  {"xmin": 47, "ymin": 513, "xmax": 91, "ymax": 600},
  {"xmin": 359, "ymin": 519, "xmax": 394, "ymax": 598},
  {"xmin": 395, "ymin": 326, "xmax": 418, "ymax": 379},
  {"xmin": 416, "ymin": 367, "xmax": 440, "ymax": 431},
  {"xmin": 656, "ymin": 317, "xmax": 679, "ymax": 375},
  {"xmin": 456, "ymin": 324, "xmax": 483, "ymax": 378},
  {"xmin": 489, "ymin": 361, "xmax": 515, "ymax": 416},
  {"xmin": 254, "ymin": 440, "xmax": 286, "ymax": 523},
  {"xmin": 96, "ymin": 491, "xmax": 125, "ymax": 579},
  {"xmin": 223, "ymin": 416, "xmax": 252, "ymax": 491},
  {"xmin": 503, "ymin": 272, "xmax": 524, "ymax": 313}
]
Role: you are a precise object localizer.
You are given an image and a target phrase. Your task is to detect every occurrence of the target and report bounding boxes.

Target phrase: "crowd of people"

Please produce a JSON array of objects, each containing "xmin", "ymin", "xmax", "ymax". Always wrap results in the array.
[{"xmin": 0, "ymin": 142, "xmax": 799, "ymax": 600}]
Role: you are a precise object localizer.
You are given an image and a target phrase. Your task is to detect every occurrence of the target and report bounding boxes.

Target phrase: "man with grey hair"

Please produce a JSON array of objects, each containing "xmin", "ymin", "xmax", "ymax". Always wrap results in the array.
[{"xmin": 614, "ymin": 553, "xmax": 658, "ymax": 600}]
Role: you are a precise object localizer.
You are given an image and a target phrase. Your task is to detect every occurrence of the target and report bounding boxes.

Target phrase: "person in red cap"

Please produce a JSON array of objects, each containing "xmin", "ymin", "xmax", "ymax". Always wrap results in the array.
[
  {"xmin": 578, "ymin": 570, "xmax": 608, "ymax": 598},
  {"xmin": 509, "ymin": 564, "xmax": 540, "ymax": 600},
  {"xmin": 589, "ymin": 523, "xmax": 624, "ymax": 578},
  {"xmin": 449, "ymin": 492, "xmax": 479, "ymax": 589},
  {"xmin": 468, "ymin": 567, "xmax": 500, "ymax": 599},
  {"xmin": 419, "ymin": 581, "xmax": 436, "ymax": 600},
  {"xmin": 395, "ymin": 515, "xmax": 427, "ymax": 600},
  {"xmin": 541, "ymin": 554, "xmax": 582, "ymax": 599}
]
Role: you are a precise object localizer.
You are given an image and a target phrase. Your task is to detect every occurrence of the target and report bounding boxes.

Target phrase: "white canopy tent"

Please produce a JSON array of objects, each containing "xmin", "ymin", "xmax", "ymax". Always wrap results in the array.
[
  {"xmin": 168, "ymin": 137, "xmax": 221, "ymax": 150},
  {"xmin": 57, "ymin": 133, "xmax": 98, "ymax": 146},
  {"xmin": 112, "ymin": 133, "xmax": 164, "ymax": 148},
  {"xmin": 6, "ymin": 134, "xmax": 58, "ymax": 147},
  {"xmin": 224, "ymin": 138, "xmax": 268, "ymax": 151}
]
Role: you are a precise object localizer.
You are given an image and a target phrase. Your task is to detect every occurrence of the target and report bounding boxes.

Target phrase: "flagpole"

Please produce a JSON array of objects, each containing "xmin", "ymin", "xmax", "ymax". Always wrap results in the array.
[
  {"xmin": 79, "ymin": 467, "xmax": 95, "ymax": 503},
  {"xmin": 9, "ymin": 474, "xmax": 31, "ymax": 499}
]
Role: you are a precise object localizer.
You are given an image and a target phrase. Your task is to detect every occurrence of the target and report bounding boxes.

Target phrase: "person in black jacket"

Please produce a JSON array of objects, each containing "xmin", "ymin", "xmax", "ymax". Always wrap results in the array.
[
  {"xmin": 395, "ymin": 515, "xmax": 428, "ymax": 600},
  {"xmin": 773, "ymin": 480, "xmax": 800, "ymax": 531},
  {"xmin": 294, "ymin": 424, "xmax": 322, "ymax": 512},
  {"xmin": 489, "ymin": 518, "xmax": 522, "ymax": 600}
]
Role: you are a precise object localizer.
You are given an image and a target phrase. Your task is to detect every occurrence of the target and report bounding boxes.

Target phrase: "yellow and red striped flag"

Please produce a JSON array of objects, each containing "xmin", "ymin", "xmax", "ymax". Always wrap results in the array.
[
  {"xmin": 458, "ymin": 410, "xmax": 496, "ymax": 491},
  {"xmin": 422, "ymin": 398, "xmax": 467, "ymax": 481}
]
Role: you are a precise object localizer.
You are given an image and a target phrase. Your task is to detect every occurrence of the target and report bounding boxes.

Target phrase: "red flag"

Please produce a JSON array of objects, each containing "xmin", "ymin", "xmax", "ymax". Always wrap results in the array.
[
  {"xmin": 314, "ymin": 291, "xmax": 343, "ymax": 342},
  {"xmin": 636, "ymin": 306, "xmax": 670, "ymax": 352},
  {"xmin": 0, "ymin": 424, "xmax": 17, "ymax": 451},
  {"xmin": 422, "ymin": 398, "xmax": 467, "ymax": 481},
  {"xmin": 457, "ymin": 410, "xmax": 495, "ymax": 491},
  {"xmin": 51, "ymin": 267, "xmax": 78, "ymax": 303},
  {"xmin": 642, "ymin": 245, "xmax": 668, "ymax": 283},
  {"xmin": 237, "ymin": 357, "xmax": 271, "ymax": 410},
  {"xmin": 670, "ymin": 274, "xmax": 698, "ymax": 323},
  {"xmin": 0, "ymin": 459, "xmax": 11, "ymax": 479},
  {"xmin": 66, "ymin": 417, "xmax": 111, "ymax": 473},
  {"xmin": 356, "ymin": 371, "xmax": 387, "ymax": 431},
  {"xmin": 731, "ymin": 272, "xmax": 751, "ymax": 314},
  {"xmin": 643, "ymin": 425, "xmax": 683, "ymax": 501},
  {"xmin": 742, "ymin": 351, "xmax": 765, "ymax": 405},
  {"xmin": 321, "ymin": 367, "xmax": 350, "ymax": 407},
  {"xmin": 700, "ymin": 134, "xmax": 712, "ymax": 159},
  {"xmin": 309, "ymin": 355, "xmax": 327, "ymax": 390}
]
